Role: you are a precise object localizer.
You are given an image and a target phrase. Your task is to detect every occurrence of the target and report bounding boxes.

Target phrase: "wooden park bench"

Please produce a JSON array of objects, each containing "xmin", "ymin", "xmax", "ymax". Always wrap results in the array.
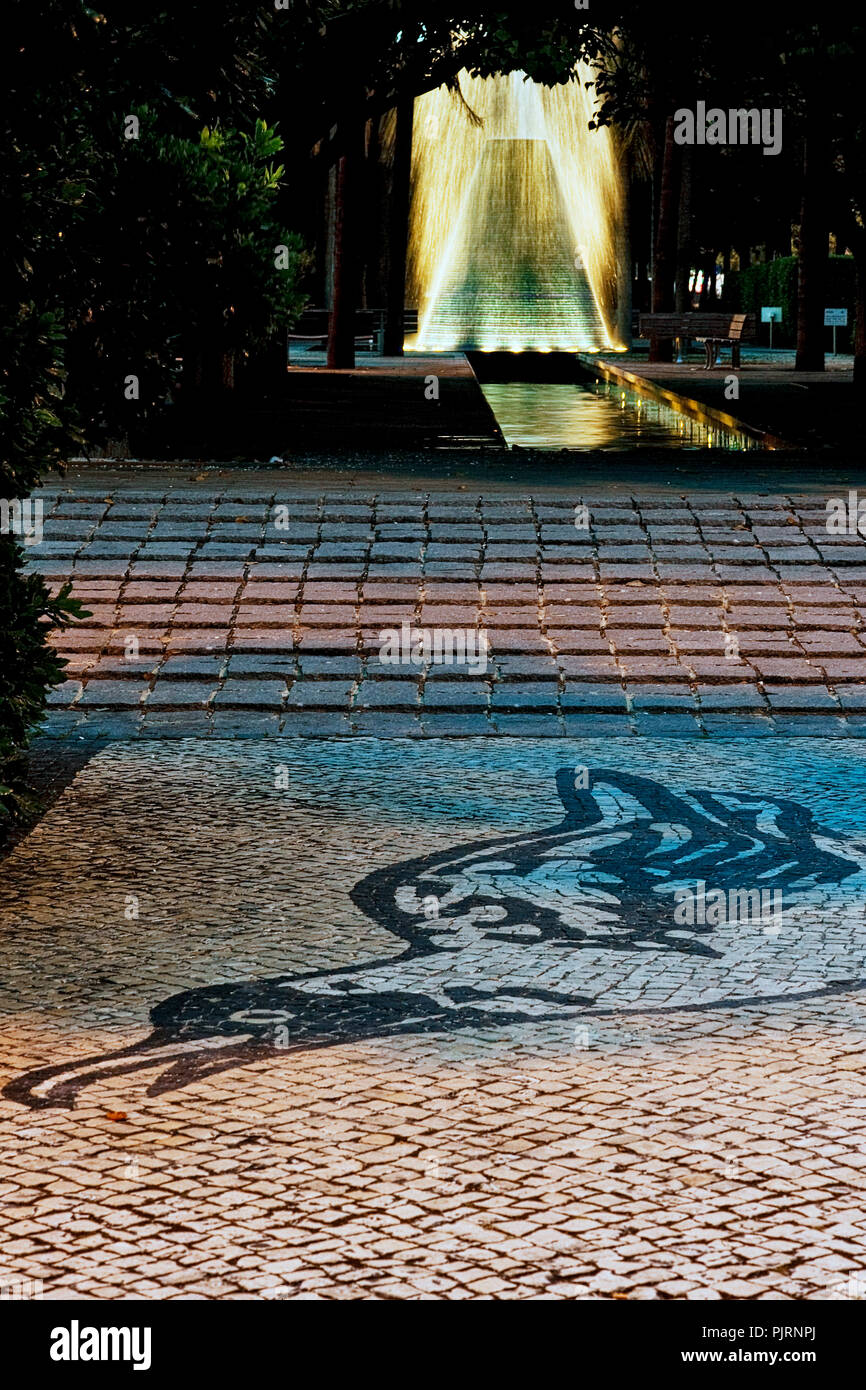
[
  {"xmin": 638, "ymin": 313, "xmax": 756, "ymax": 369},
  {"xmin": 288, "ymin": 307, "xmax": 419, "ymax": 360}
]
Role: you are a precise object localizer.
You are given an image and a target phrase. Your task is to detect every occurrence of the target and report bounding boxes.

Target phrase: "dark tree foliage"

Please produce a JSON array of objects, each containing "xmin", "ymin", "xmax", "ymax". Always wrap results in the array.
[{"xmin": 0, "ymin": 0, "xmax": 302, "ymax": 823}]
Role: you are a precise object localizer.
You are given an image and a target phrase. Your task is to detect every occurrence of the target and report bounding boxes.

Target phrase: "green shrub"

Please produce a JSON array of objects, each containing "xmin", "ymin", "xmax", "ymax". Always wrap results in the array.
[
  {"xmin": 0, "ymin": 269, "xmax": 87, "ymax": 834},
  {"xmin": 0, "ymin": 538, "xmax": 88, "ymax": 826},
  {"xmin": 65, "ymin": 114, "xmax": 310, "ymax": 441},
  {"xmin": 728, "ymin": 255, "xmax": 856, "ymax": 349}
]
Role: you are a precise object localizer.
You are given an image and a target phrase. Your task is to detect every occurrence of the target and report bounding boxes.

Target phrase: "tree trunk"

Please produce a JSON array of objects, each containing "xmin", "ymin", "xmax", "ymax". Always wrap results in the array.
[
  {"xmin": 614, "ymin": 149, "xmax": 633, "ymax": 349},
  {"xmin": 854, "ymin": 244, "xmax": 866, "ymax": 390},
  {"xmin": 795, "ymin": 103, "xmax": 826, "ymax": 372},
  {"xmin": 650, "ymin": 115, "xmax": 678, "ymax": 363},
  {"xmin": 182, "ymin": 336, "xmax": 204, "ymax": 394},
  {"xmin": 675, "ymin": 146, "xmax": 692, "ymax": 314},
  {"xmin": 327, "ymin": 115, "xmax": 365, "ymax": 369},
  {"xmin": 324, "ymin": 159, "xmax": 337, "ymax": 310},
  {"xmin": 360, "ymin": 116, "xmax": 378, "ymax": 311},
  {"xmin": 383, "ymin": 97, "xmax": 413, "ymax": 357}
]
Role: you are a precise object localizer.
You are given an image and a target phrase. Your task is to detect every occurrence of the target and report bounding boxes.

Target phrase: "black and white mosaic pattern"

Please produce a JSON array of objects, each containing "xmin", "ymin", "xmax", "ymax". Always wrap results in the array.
[{"xmin": 7, "ymin": 741, "xmax": 866, "ymax": 1108}]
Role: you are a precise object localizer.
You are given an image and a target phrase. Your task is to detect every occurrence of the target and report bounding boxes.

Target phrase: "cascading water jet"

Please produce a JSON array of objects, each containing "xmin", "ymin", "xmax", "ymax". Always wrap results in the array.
[{"xmin": 407, "ymin": 69, "xmax": 624, "ymax": 354}]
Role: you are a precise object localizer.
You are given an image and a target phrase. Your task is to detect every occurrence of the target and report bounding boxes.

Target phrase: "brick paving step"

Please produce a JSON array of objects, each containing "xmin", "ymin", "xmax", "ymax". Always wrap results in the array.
[{"xmin": 25, "ymin": 476, "xmax": 866, "ymax": 738}]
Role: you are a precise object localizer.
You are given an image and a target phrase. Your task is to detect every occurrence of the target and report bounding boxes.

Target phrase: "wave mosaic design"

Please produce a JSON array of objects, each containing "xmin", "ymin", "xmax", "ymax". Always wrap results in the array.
[
  {"xmin": 7, "ymin": 768, "xmax": 866, "ymax": 1109},
  {"xmin": 408, "ymin": 70, "xmax": 622, "ymax": 353}
]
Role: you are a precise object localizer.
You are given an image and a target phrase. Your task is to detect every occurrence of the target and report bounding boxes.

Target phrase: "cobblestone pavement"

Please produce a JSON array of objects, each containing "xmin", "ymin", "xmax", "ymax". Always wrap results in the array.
[
  {"xmin": 27, "ymin": 472, "xmax": 866, "ymax": 740},
  {"xmin": 1, "ymin": 739, "xmax": 865, "ymax": 1299}
]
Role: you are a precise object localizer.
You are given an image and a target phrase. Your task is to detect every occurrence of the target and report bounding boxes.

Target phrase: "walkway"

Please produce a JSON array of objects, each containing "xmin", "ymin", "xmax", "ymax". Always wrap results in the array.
[
  {"xmin": 2, "ymin": 738, "xmax": 865, "ymax": 1298},
  {"xmin": 32, "ymin": 466, "xmax": 866, "ymax": 740}
]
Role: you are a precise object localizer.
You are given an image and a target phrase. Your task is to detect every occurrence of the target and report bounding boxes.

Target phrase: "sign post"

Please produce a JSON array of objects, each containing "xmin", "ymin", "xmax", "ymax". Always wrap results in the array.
[
  {"xmin": 761, "ymin": 306, "xmax": 782, "ymax": 352},
  {"xmin": 824, "ymin": 308, "xmax": 848, "ymax": 356}
]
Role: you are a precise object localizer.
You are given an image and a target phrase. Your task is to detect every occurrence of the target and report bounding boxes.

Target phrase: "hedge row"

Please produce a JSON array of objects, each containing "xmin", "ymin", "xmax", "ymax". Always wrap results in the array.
[{"xmin": 727, "ymin": 255, "xmax": 856, "ymax": 349}]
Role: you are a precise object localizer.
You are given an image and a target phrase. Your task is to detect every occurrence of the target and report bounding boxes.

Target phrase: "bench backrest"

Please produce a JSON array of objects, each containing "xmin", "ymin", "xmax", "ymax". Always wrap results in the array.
[
  {"xmin": 639, "ymin": 312, "xmax": 756, "ymax": 339},
  {"xmin": 296, "ymin": 307, "xmax": 419, "ymax": 327}
]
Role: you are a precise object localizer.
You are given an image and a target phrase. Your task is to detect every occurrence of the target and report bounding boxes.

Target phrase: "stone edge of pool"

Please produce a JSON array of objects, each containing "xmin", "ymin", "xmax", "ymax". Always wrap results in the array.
[{"xmin": 582, "ymin": 354, "xmax": 792, "ymax": 452}]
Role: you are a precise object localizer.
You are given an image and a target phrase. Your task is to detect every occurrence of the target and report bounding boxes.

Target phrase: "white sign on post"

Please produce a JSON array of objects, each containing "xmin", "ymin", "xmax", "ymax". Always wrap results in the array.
[
  {"xmin": 761, "ymin": 306, "xmax": 782, "ymax": 350},
  {"xmin": 824, "ymin": 308, "xmax": 848, "ymax": 355}
]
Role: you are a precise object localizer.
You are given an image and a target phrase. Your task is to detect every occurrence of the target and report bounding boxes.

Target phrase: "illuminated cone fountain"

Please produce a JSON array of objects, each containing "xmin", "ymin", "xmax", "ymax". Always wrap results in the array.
[
  {"xmin": 419, "ymin": 136, "xmax": 605, "ymax": 351},
  {"xmin": 408, "ymin": 69, "xmax": 622, "ymax": 354}
]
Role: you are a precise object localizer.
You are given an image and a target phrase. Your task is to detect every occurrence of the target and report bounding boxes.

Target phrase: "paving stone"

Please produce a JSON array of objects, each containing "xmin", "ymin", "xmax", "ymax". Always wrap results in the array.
[
  {"xmin": 116, "ymin": 604, "xmax": 175, "ymax": 627},
  {"xmin": 490, "ymin": 683, "xmax": 560, "ymax": 711},
  {"xmin": 770, "ymin": 717, "xmax": 850, "ymax": 737},
  {"xmin": 763, "ymin": 686, "xmax": 840, "ymax": 710},
  {"xmin": 419, "ymin": 713, "xmax": 493, "ymax": 736},
  {"xmin": 212, "ymin": 681, "xmax": 288, "ymax": 708},
  {"xmin": 495, "ymin": 657, "xmax": 560, "ymax": 680},
  {"xmin": 820, "ymin": 660, "xmax": 866, "ymax": 680},
  {"xmin": 699, "ymin": 714, "xmax": 776, "ymax": 736},
  {"xmin": 695, "ymin": 685, "xmax": 766, "ymax": 710},
  {"xmin": 70, "ymin": 711, "xmax": 143, "ymax": 739},
  {"xmin": 173, "ymin": 604, "xmax": 236, "ymax": 627},
  {"xmin": 77, "ymin": 681, "xmax": 148, "ymax": 707},
  {"xmin": 280, "ymin": 711, "xmax": 353, "ymax": 736},
  {"xmin": 146, "ymin": 682, "xmax": 218, "ymax": 708},
  {"xmin": 296, "ymin": 657, "xmax": 361, "ymax": 678},
  {"xmin": 182, "ymin": 583, "xmax": 241, "ymax": 602},
  {"xmin": 208, "ymin": 711, "xmax": 281, "ymax": 736},
  {"xmin": 421, "ymin": 682, "xmax": 489, "ymax": 709},
  {"xmin": 138, "ymin": 710, "xmax": 212, "ymax": 736},
  {"xmin": 618, "ymin": 658, "xmax": 689, "ymax": 681},
  {"xmin": 749, "ymin": 659, "xmax": 825, "ymax": 681},
  {"xmin": 558, "ymin": 684, "xmax": 626, "ymax": 711},
  {"xmin": 350, "ymin": 712, "xmax": 423, "ymax": 735},
  {"xmin": 609, "ymin": 629, "xmax": 672, "ymax": 654},
  {"xmin": 46, "ymin": 680, "xmax": 83, "ymax": 706},
  {"xmin": 164, "ymin": 630, "xmax": 230, "ymax": 653},
  {"xmin": 626, "ymin": 685, "xmax": 696, "ymax": 710},
  {"xmin": 632, "ymin": 713, "xmax": 703, "ymax": 736},
  {"xmin": 353, "ymin": 682, "xmax": 420, "ymax": 709},
  {"xmin": 29, "ymin": 479, "xmax": 866, "ymax": 748},
  {"xmin": 286, "ymin": 682, "xmax": 354, "ymax": 709},
  {"xmin": 562, "ymin": 714, "xmax": 636, "ymax": 737},
  {"xmin": 160, "ymin": 656, "xmax": 227, "ymax": 678},
  {"xmin": 556, "ymin": 656, "xmax": 621, "ymax": 680},
  {"xmin": 833, "ymin": 686, "xmax": 866, "ymax": 712},
  {"xmin": 546, "ymin": 630, "xmax": 610, "ymax": 652},
  {"xmin": 296, "ymin": 630, "xmax": 358, "ymax": 653},
  {"xmin": 39, "ymin": 709, "xmax": 88, "ymax": 737},
  {"xmin": 490, "ymin": 714, "xmax": 563, "ymax": 735}
]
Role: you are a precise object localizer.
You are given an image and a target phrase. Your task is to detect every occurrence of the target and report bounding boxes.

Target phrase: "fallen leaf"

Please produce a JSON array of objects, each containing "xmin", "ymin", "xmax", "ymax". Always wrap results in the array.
[{"xmin": 105, "ymin": 1110, "xmax": 128, "ymax": 1122}]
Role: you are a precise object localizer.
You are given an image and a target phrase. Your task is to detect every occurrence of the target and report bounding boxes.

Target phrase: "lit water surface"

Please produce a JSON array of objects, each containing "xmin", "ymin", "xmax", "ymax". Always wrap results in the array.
[{"xmin": 481, "ymin": 379, "xmax": 762, "ymax": 451}]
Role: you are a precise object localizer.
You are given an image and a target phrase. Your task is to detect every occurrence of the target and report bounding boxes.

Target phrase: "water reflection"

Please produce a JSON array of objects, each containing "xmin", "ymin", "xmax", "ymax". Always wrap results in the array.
[{"xmin": 481, "ymin": 380, "xmax": 761, "ymax": 451}]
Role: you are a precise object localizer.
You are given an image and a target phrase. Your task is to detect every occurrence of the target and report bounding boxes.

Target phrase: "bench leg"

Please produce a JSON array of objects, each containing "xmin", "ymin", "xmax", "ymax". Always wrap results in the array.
[
  {"xmin": 732, "ymin": 343, "xmax": 740, "ymax": 370},
  {"xmin": 704, "ymin": 341, "xmax": 713, "ymax": 370}
]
